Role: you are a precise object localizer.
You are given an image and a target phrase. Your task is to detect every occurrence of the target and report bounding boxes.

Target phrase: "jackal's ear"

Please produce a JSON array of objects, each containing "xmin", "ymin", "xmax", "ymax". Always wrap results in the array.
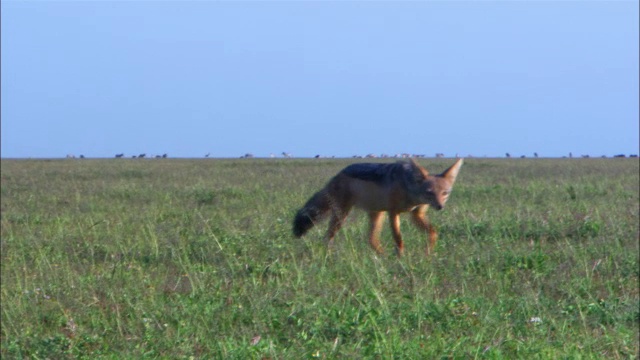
[
  {"xmin": 409, "ymin": 158, "xmax": 430, "ymax": 179},
  {"xmin": 441, "ymin": 158, "xmax": 463, "ymax": 183}
]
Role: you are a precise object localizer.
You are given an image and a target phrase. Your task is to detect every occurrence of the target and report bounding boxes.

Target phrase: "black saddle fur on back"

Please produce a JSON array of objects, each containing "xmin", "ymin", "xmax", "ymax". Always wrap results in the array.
[{"xmin": 340, "ymin": 162, "xmax": 414, "ymax": 184}]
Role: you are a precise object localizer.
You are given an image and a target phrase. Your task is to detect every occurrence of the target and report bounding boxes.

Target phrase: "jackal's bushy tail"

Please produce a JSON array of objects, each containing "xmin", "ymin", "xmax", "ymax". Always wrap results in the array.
[{"xmin": 293, "ymin": 189, "xmax": 332, "ymax": 238}]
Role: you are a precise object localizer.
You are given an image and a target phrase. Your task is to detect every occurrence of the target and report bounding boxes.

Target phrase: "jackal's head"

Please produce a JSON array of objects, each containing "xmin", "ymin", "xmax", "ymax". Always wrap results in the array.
[{"xmin": 410, "ymin": 158, "xmax": 463, "ymax": 211}]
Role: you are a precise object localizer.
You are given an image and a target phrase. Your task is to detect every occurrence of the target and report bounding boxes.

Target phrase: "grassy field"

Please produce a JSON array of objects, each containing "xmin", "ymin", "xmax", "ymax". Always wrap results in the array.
[{"xmin": 1, "ymin": 157, "xmax": 638, "ymax": 359}]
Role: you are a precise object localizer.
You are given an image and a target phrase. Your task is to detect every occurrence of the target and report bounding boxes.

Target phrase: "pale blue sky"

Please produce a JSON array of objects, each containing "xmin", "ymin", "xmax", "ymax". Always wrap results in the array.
[{"xmin": 2, "ymin": 1, "xmax": 638, "ymax": 158}]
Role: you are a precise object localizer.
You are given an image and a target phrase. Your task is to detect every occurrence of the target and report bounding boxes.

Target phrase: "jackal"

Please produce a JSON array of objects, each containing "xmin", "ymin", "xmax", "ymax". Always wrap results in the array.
[{"xmin": 293, "ymin": 158, "xmax": 463, "ymax": 256}]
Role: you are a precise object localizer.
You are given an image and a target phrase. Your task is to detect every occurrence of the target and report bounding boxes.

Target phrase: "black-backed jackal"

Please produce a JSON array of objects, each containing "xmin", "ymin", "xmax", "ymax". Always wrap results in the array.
[{"xmin": 293, "ymin": 158, "xmax": 463, "ymax": 256}]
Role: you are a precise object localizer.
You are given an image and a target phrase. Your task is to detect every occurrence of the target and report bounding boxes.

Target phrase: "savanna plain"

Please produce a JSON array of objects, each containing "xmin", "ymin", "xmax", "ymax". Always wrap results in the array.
[{"xmin": 1, "ymin": 158, "xmax": 638, "ymax": 359}]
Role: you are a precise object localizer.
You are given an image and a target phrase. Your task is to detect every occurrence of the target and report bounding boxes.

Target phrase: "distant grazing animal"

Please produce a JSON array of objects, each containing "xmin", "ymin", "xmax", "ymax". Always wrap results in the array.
[
  {"xmin": 115, "ymin": 153, "xmax": 124, "ymax": 158},
  {"xmin": 138, "ymin": 154, "xmax": 146, "ymax": 158},
  {"xmin": 293, "ymin": 158, "xmax": 463, "ymax": 256}
]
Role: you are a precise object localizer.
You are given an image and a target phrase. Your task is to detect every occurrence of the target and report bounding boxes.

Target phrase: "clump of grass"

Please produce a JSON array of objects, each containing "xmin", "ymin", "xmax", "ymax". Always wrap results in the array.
[{"xmin": 191, "ymin": 187, "xmax": 245, "ymax": 206}]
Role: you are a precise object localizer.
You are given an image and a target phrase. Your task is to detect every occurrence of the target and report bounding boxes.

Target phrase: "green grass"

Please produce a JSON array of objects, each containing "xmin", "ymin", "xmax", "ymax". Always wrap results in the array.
[{"xmin": 1, "ymin": 158, "xmax": 638, "ymax": 359}]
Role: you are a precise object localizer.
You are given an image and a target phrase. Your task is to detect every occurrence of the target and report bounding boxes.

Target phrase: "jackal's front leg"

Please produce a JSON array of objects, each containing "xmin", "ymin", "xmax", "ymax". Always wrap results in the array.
[{"xmin": 411, "ymin": 206, "xmax": 438, "ymax": 256}]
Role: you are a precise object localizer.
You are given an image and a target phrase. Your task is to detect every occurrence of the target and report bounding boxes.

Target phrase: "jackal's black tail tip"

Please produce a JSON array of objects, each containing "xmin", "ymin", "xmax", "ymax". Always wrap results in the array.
[
  {"xmin": 293, "ymin": 210, "xmax": 314, "ymax": 238},
  {"xmin": 293, "ymin": 188, "xmax": 332, "ymax": 238}
]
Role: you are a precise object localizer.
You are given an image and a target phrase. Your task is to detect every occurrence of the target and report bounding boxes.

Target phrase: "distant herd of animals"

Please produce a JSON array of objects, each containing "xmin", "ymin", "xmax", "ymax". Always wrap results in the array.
[
  {"xmin": 60, "ymin": 152, "xmax": 639, "ymax": 159},
  {"xmin": 113, "ymin": 153, "xmax": 167, "ymax": 159}
]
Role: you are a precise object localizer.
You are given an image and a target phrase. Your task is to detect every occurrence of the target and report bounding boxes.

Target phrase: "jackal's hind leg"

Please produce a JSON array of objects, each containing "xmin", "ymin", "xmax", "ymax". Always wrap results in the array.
[
  {"xmin": 388, "ymin": 212, "xmax": 404, "ymax": 256},
  {"xmin": 367, "ymin": 212, "xmax": 385, "ymax": 254},
  {"xmin": 325, "ymin": 205, "xmax": 352, "ymax": 247},
  {"xmin": 410, "ymin": 206, "xmax": 438, "ymax": 256}
]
